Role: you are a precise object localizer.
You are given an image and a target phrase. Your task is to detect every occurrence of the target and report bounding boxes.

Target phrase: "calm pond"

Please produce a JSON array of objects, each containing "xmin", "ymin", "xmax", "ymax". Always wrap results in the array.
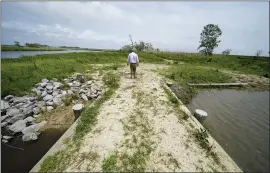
[
  {"xmin": 187, "ymin": 89, "xmax": 269, "ymax": 172},
  {"xmin": 1, "ymin": 50, "xmax": 96, "ymax": 59}
]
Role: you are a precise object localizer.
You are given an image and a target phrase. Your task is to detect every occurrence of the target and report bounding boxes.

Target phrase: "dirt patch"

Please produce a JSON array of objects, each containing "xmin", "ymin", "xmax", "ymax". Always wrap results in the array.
[{"xmin": 36, "ymin": 105, "xmax": 75, "ymax": 131}]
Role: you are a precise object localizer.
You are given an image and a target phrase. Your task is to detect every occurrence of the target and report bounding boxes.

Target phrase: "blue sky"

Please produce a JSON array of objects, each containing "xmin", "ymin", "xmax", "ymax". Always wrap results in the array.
[{"xmin": 1, "ymin": 1, "xmax": 269, "ymax": 56}]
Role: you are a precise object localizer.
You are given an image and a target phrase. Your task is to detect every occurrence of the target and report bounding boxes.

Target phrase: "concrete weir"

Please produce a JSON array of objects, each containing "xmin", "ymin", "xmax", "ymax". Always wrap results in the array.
[
  {"xmin": 30, "ymin": 108, "xmax": 82, "ymax": 172},
  {"xmin": 30, "ymin": 79, "xmax": 242, "ymax": 172}
]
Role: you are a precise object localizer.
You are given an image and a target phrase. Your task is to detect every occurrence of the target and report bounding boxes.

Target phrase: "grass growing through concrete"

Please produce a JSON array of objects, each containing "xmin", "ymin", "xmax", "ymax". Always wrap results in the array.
[
  {"xmin": 163, "ymin": 86, "xmax": 189, "ymax": 120},
  {"xmin": 39, "ymin": 72, "xmax": 120, "ymax": 172},
  {"xmin": 101, "ymin": 89, "xmax": 156, "ymax": 172},
  {"xmin": 193, "ymin": 128, "xmax": 222, "ymax": 166}
]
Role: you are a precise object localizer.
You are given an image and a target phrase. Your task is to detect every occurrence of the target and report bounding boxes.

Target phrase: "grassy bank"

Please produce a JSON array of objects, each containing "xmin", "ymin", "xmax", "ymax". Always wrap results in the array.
[
  {"xmin": 155, "ymin": 52, "xmax": 269, "ymax": 77},
  {"xmin": 1, "ymin": 46, "xmax": 65, "ymax": 51},
  {"xmin": 1, "ymin": 52, "xmax": 163, "ymax": 97},
  {"xmin": 164, "ymin": 64, "xmax": 233, "ymax": 84},
  {"xmin": 162, "ymin": 64, "xmax": 233, "ymax": 104}
]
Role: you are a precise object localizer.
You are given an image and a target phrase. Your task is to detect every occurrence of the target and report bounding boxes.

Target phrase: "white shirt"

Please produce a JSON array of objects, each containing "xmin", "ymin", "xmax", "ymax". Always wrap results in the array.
[{"xmin": 127, "ymin": 52, "xmax": 139, "ymax": 64}]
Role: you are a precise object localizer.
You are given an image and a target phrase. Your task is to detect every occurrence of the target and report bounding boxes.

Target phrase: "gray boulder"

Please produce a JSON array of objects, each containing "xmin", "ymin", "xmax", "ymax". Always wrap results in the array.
[
  {"xmin": 3, "ymin": 135, "xmax": 13, "ymax": 140},
  {"xmin": 24, "ymin": 116, "xmax": 35, "ymax": 123},
  {"xmin": 6, "ymin": 108, "xmax": 21, "ymax": 116},
  {"xmin": 52, "ymin": 91, "xmax": 59, "ymax": 96},
  {"xmin": 53, "ymin": 86, "xmax": 58, "ymax": 91},
  {"xmin": 86, "ymin": 80, "xmax": 93, "ymax": 85},
  {"xmin": 29, "ymin": 97, "xmax": 36, "ymax": 102},
  {"xmin": 41, "ymin": 79, "xmax": 49, "ymax": 83},
  {"xmin": 46, "ymin": 85, "xmax": 54, "ymax": 90},
  {"xmin": 47, "ymin": 106, "xmax": 54, "ymax": 111},
  {"xmin": 1, "ymin": 100, "xmax": 10, "ymax": 111},
  {"xmin": 13, "ymin": 97, "xmax": 29, "ymax": 104},
  {"xmin": 71, "ymin": 87, "xmax": 80, "ymax": 93},
  {"xmin": 43, "ymin": 95, "xmax": 53, "ymax": 102},
  {"xmin": 2, "ymin": 139, "xmax": 9, "ymax": 143},
  {"xmin": 67, "ymin": 83, "xmax": 73, "ymax": 87},
  {"xmin": 22, "ymin": 121, "xmax": 47, "ymax": 135},
  {"xmin": 33, "ymin": 107, "xmax": 40, "ymax": 115},
  {"xmin": 67, "ymin": 90, "xmax": 74, "ymax": 95},
  {"xmin": 41, "ymin": 91, "xmax": 48, "ymax": 97},
  {"xmin": 4, "ymin": 95, "xmax": 14, "ymax": 102},
  {"xmin": 7, "ymin": 114, "xmax": 26, "ymax": 124},
  {"xmin": 1, "ymin": 115, "xmax": 9, "ymax": 122},
  {"xmin": 36, "ymin": 90, "xmax": 42, "ymax": 96},
  {"xmin": 47, "ymin": 90, "xmax": 53, "ymax": 94},
  {"xmin": 22, "ymin": 133, "xmax": 39, "ymax": 142},
  {"xmin": 53, "ymin": 82, "xmax": 63, "ymax": 88},
  {"xmin": 79, "ymin": 89, "xmax": 87, "ymax": 94},
  {"xmin": 55, "ymin": 94, "xmax": 63, "ymax": 98},
  {"xmin": 8, "ymin": 120, "xmax": 27, "ymax": 133},
  {"xmin": 53, "ymin": 97, "xmax": 61, "ymax": 106},
  {"xmin": 73, "ymin": 81, "xmax": 81, "ymax": 87},
  {"xmin": 40, "ymin": 82, "xmax": 47, "ymax": 88},
  {"xmin": 1, "ymin": 122, "xmax": 8, "ymax": 127},
  {"xmin": 45, "ymin": 101, "xmax": 54, "ymax": 106},
  {"xmin": 37, "ymin": 86, "xmax": 44, "ymax": 91},
  {"xmin": 80, "ymin": 94, "xmax": 88, "ymax": 101},
  {"xmin": 62, "ymin": 91, "xmax": 67, "ymax": 96},
  {"xmin": 89, "ymin": 94, "xmax": 98, "ymax": 99}
]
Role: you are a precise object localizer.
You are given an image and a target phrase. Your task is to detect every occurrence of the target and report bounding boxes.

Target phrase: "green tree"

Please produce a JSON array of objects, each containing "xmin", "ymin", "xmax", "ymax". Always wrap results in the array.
[
  {"xmin": 198, "ymin": 24, "xmax": 222, "ymax": 55},
  {"xmin": 222, "ymin": 49, "xmax": 231, "ymax": 56},
  {"xmin": 14, "ymin": 41, "xmax": 20, "ymax": 47}
]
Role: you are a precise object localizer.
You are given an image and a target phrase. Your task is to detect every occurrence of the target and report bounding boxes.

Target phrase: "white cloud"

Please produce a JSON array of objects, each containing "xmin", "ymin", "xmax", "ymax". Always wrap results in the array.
[{"xmin": 1, "ymin": 1, "xmax": 269, "ymax": 56}]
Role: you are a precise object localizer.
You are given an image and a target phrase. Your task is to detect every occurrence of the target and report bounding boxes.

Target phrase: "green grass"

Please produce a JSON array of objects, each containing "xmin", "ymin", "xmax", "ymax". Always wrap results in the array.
[
  {"xmin": 1, "ymin": 51, "xmax": 163, "ymax": 97},
  {"xmin": 156, "ymin": 51, "xmax": 269, "ymax": 77},
  {"xmin": 165, "ymin": 64, "xmax": 233, "ymax": 84},
  {"xmin": 1, "ymin": 46, "xmax": 65, "ymax": 51}
]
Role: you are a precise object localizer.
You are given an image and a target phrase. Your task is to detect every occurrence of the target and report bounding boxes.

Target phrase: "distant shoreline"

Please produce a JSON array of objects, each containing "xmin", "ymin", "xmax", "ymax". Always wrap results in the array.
[{"xmin": 1, "ymin": 46, "xmax": 66, "ymax": 51}]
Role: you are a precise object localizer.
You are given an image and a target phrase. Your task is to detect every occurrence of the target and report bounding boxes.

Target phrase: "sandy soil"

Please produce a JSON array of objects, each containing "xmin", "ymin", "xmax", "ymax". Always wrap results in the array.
[{"xmin": 62, "ymin": 64, "xmax": 242, "ymax": 172}]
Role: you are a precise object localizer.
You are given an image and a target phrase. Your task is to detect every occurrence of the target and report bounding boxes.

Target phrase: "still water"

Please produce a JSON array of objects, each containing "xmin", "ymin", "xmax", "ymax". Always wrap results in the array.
[
  {"xmin": 1, "ymin": 50, "xmax": 94, "ymax": 59},
  {"xmin": 187, "ymin": 89, "xmax": 269, "ymax": 172},
  {"xmin": 1, "ymin": 128, "xmax": 65, "ymax": 173}
]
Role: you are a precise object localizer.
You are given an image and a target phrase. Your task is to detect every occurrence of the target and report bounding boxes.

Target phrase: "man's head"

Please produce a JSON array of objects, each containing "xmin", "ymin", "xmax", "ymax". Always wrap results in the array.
[{"xmin": 129, "ymin": 48, "xmax": 135, "ymax": 53}]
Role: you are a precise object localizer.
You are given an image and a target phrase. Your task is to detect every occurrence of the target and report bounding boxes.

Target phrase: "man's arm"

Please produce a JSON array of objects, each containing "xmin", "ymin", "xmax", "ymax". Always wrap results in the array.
[
  {"xmin": 137, "ymin": 55, "xmax": 139, "ymax": 66},
  {"xmin": 127, "ymin": 55, "xmax": 130, "ymax": 65}
]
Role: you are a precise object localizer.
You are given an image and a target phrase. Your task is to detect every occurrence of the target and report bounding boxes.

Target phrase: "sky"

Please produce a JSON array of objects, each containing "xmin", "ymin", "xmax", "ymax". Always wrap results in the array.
[{"xmin": 1, "ymin": 1, "xmax": 269, "ymax": 56}]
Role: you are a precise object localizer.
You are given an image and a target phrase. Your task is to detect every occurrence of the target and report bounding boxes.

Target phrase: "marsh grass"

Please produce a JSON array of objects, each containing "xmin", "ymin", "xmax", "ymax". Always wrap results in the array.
[
  {"xmin": 165, "ymin": 64, "xmax": 232, "ymax": 84},
  {"xmin": 156, "ymin": 52, "xmax": 269, "ymax": 77}
]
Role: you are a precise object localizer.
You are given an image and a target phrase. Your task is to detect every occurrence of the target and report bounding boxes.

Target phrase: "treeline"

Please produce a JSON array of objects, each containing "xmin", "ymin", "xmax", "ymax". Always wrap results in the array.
[
  {"xmin": 120, "ymin": 35, "xmax": 160, "ymax": 53},
  {"xmin": 13, "ymin": 41, "xmax": 51, "ymax": 48}
]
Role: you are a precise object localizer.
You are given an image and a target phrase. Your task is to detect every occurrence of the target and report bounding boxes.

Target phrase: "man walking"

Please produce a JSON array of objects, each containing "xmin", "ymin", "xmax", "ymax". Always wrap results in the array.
[{"xmin": 127, "ymin": 49, "xmax": 139, "ymax": 79}]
